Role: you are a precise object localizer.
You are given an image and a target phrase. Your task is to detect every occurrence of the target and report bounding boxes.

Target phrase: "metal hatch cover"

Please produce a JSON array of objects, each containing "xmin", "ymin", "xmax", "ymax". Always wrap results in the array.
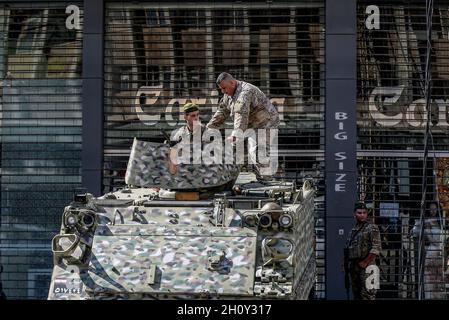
[
  {"xmin": 87, "ymin": 225, "xmax": 257, "ymax": 296},
  {"xmin": 124, "ymin": 138, "xmax": 240, "ymax": 189}
]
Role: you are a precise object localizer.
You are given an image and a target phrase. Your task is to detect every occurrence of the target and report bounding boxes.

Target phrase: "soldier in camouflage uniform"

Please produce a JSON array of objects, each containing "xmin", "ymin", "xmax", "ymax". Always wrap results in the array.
[
  {"xmin": 206, "ymin": 72, "xmax": 279, "ymax": 181},
  {"xmin": 168, "ymin": 103, "xmax": 207, "ymax": 170},
  {"xmin": 345, "ymin": 202, "xmax": 382, "ymax": 300}
]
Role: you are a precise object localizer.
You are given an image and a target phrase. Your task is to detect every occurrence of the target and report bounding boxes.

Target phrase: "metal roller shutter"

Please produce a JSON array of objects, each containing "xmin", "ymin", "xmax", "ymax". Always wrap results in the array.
[
  {"xmin": 358, "ymin": 0, "xmax": 449, "ymax": 299},
  {"xmin": 103, "ymin": 0, "xmax": 325, "ymax": 298},
  {"xmin": 0, "ymin": 1, "xmax": 83, "ymax": 299}
]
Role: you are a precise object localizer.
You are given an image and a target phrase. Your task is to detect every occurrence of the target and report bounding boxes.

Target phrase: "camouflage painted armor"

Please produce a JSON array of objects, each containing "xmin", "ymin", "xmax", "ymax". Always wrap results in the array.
[
  {"xmin": 125, "ymin": 138, "xmax": 240, "ymax": 189},
  {"xmin": 345, "ymin": 221, "xmax": 381, "ymax": 300},
  {"xmin": 206, "ymin": 80, "xmax": 279, "ymax": 135},
  {"xmin": 48, "ymin": 138, "xmax": 317, "ymax": 300}
]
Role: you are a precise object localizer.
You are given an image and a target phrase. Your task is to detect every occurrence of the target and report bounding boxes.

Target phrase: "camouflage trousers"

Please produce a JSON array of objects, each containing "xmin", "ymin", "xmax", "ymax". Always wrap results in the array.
[
  {"xmin": 349, "ymin": 262, "xmax": 377, "ymax": 300},
  {"xmin": 247, "ymin": 122, "xmax": 279, "ymax": 181}
]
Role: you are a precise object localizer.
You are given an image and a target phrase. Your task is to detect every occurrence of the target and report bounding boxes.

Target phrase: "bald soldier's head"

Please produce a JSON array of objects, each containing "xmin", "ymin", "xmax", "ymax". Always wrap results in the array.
[{"xmin": 216, "ymin": 72, "xmax": 238, "ymax": 96}]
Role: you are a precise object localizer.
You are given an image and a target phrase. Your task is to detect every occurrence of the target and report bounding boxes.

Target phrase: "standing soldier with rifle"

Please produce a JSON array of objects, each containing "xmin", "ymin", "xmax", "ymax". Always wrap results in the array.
[{"xmin": 344, "ymin": 202, "xmax": 382, "ymax": 300}]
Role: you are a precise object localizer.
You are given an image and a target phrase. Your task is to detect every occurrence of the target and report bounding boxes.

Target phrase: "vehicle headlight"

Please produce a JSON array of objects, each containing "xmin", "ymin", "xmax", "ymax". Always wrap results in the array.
[
  {"xmin": 80, "ymin": 212, "xmax": 95, "ymax": 228},
  {"xmin": 259, "ymin": 213, "xmax": 272, "ymax": 228},
  {"xmin": 279, "ymin": 213, "xmax": 293, "ymax": 228},
  {"xmin": 244, "ymin": 214, "xmax": 258, "ymax": 227},
  {"xmin": 65, "ymin": 212, "xmax": 78, "ymax": 228}
]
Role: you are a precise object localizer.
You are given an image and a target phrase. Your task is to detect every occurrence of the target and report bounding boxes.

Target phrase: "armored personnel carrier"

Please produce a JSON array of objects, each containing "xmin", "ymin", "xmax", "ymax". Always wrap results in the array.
[{"xmin": 48, "ymin": 138, "xmax": 316, "ymax": 299}]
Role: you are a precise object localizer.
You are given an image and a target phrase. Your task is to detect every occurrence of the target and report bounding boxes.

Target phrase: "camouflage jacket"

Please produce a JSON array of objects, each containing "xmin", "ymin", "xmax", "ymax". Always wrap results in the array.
[
  {"xmin": 345, "ymin": 221, "xmax": 381, "ymax": 261},
  {"xmin": 206, "ymin": 81, "xmax": 279, "ymax": 136}
]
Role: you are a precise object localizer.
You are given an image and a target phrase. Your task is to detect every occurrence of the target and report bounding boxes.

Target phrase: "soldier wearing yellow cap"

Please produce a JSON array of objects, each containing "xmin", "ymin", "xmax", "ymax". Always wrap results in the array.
[
  {"xmin": 171, "ymin": 102, "xmax": 205, "ymax": 144},
  {"xmin": 182, "ymin": 102, "xmax": 199, "ymax": 114}
]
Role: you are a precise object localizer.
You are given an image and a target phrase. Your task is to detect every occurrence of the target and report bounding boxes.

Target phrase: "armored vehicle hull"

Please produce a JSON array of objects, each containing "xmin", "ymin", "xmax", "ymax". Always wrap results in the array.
[{"xmin": 48, "ymin": 139, "xmax": 315, "ymax": 300}]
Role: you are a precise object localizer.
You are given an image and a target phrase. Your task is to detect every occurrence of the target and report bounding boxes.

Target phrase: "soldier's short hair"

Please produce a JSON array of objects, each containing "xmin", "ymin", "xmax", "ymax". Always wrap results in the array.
[
  {"xmin": 216, "ymin": 72, "xmax": 234, "ymax": 85},
  {"xmin": 354, "ymin": 202, "xmax": 367, "ymax": 211}
]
